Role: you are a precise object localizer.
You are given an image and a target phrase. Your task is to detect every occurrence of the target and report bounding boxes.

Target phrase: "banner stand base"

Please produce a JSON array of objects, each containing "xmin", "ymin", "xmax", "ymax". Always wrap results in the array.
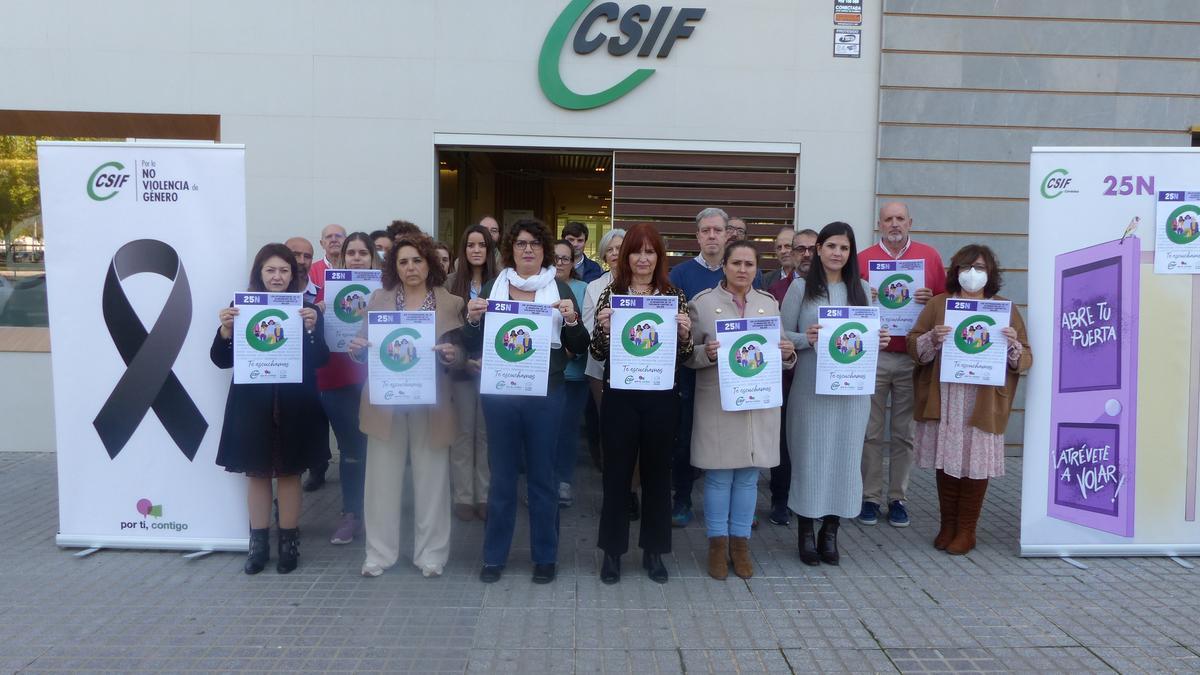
[
  {"xmin": 1022, "ymin": 543, "xmax": 1200, "ymax": 557},
  {"xmin": 182, "ymin": 550, "xmax": 215, "ymax": 560},
  {"xmin": 1060, "ymin": 556, "xmax": 1088, "ymax": 570},
  {"xmin": 58, "ymin": 534, "xmax": 247, "ymax": 553},
  {"xmin": 1170, "ymin": 556, "xmax": 1195, "ymax": 569}
]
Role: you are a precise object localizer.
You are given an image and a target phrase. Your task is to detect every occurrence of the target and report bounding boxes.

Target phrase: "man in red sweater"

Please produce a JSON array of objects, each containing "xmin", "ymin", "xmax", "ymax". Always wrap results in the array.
[{"xmin": 856, "ymin": 202, "xmax": 946, "ymax": 528}]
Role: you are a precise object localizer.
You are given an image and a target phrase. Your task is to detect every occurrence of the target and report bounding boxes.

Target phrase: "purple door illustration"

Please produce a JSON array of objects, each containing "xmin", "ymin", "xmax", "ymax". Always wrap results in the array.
[{"xmin": 1048, "ymin": 237, "xmax": 1139, "ymax": 537}]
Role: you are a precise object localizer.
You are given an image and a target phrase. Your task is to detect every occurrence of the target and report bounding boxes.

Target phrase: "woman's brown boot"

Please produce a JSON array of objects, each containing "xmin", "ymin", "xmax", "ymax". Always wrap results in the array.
[
  {"xmin": 947, "ymin": 478, "xmax": 989, "ymax": 555},
  {"xmin": 933, "ymin": 470, "xmax": 960, "ymax": 550},
  {"xmin": 707, "ymin": 536, "xmax": 729, "ymax": 580},
  {"xmin": 729, "ymin": 536, "xmax": 753, "ymax": 579}
]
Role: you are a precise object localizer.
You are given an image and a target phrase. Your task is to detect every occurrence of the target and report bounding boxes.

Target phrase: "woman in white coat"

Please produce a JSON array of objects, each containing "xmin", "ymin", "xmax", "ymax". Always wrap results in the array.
[{"xmin": 687, "ymin": 241, "xmax": 796, "ymax": 580}]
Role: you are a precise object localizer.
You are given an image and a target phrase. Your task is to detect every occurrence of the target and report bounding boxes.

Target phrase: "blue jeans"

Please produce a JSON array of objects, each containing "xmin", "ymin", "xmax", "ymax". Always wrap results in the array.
[
  {"xmin": 553, "ymin": 380, "xmax": 589, "ymax": 488},
  {"xmin": 321, "ymin": 384, "xmax": 367, "ymax": 516},
  {"xmin": 704, "ymin": 468, "xmax": 759, "ymax": 538},
  {"xmin": 481, "ymin": 391, "xmax": 564, "ymax": 567}
]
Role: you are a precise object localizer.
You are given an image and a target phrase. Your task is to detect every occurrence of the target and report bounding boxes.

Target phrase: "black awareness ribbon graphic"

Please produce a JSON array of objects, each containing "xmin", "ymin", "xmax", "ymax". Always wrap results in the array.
[{"xmin": 93, "ymin": 239, "xmax": 207, "ymax": 460}]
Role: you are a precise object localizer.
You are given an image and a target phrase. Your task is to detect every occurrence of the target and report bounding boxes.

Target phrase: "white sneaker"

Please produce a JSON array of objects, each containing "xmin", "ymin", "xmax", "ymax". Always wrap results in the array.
[
  {"xmin": 558, "ymin": 482, "xmax": 574, "ymax": 507},
  {"xmin": 361, "ymin": 562, "xmax": 383, "ymax": 578},
  {"xmin": 421, "ymin": 564, "xmax": 443, "ymax": 578}
]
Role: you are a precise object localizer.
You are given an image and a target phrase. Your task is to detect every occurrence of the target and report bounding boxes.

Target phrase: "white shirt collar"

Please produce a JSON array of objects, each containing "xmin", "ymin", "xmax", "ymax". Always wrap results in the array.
[
  {"xmin": 880, "ymin": 238, "xmax": 912, "ymax": 260},
  {"xmin": 695, "ymin": 255, "xmax": 722, "ymax": 272}
]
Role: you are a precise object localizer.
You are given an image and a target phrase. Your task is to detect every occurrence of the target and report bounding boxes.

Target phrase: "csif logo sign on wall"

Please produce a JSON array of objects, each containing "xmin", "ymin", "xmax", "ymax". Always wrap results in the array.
[{"xmin": 539, "ymin": 0, "xmax": 706, "ymax": 110}]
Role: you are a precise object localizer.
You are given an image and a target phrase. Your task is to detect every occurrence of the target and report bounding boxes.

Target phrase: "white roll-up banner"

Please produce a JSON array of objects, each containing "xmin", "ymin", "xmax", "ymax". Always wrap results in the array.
[
  {"xmin": 39, "ymin": 141, "xmax": 249, "ymax": 552},
  {"xmin": 1023, "ymin": 147, "xmax": 1200, "ymax": 556}
]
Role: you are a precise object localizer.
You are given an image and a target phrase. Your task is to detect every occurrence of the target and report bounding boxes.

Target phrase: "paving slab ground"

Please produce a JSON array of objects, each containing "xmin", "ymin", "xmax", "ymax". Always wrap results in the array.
[{"xmin": 1, "ymin": 451, "xmax": 1198, "ymax": 674}]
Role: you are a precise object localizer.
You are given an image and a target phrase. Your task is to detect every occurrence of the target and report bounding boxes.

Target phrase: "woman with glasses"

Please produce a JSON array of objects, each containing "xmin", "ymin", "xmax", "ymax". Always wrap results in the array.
[
  {"xmin": 463, "ymin": 219, "xmax": 590, "ymax": 584},
  {"xmin": 552, "ymin": 239, "xmax": 589, "ymax": 507}
]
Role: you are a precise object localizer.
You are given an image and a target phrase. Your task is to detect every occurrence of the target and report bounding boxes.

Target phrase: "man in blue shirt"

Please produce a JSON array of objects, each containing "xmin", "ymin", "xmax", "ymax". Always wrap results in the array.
[
  {"xmin": 562, "ymin": 221, "xmax": 604, "ymax": 283},
  {"xmin": 666, "ymin": 207, "xmax": 729, "ymax": 526}
]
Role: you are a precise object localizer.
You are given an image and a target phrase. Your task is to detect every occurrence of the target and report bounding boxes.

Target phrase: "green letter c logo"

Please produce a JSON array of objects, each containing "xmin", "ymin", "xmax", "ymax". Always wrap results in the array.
[
  {"xmin": 88, "ymin": 161, "xmax": 126, "ymax": 201},
  {"xmin": 538, "ymin": 0, "xmax": 656, "ymax": 110}
]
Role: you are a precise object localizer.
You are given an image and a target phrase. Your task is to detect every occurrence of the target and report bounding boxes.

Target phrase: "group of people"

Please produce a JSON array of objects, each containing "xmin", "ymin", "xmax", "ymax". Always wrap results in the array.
[{"xmin": 211, "ymin": 202, "xmax": 1031, "ymax": 583}]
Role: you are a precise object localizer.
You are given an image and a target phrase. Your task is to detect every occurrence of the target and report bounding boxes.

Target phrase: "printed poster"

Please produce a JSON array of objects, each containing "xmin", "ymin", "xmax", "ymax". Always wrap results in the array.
[
  {"xmin": 367, "ymin": 311, "xmax": 436, "ymax": 405},
  {"xmin": 715, "ymin": 316, "xmax": 783, "ymax": 411},
  {"xmin": 868, "ymin": 259, "xmax": 925, "ymax": 336},
  {"xmin": 1155, "ymin": 190, "xmax": 1200, "ymax": 274},
  {"xmin": 323, "ymin": 268, "xmax": 382, "ymax": 352},
  {"xmin": 609, "ymin": 295, "xmax": 678, "ymax": 390},
  {"xmin": 480, "ymin": 300, "xmax": 552, "ymax": 397},
  {"xmin": 814, "ymin": 306, "xmax": 879, "ymax": 395},
  {"xmin": 940, "ymin": 298, "xmax": 1011, "ymax": 386},
  {"xmin": 233, "ymin": 292, "xmax": 304, "ymax": 384}
]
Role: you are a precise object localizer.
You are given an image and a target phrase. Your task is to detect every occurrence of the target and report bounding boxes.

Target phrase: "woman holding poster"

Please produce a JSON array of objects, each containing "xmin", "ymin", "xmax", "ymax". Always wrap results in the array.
[
  {"xmin": 590, "ymin": 223, "xmax": 693, "ymax": 585},
  {"xmin": 781, "ymin": 222, "xmax": 888, "ymax": 566},
  {"xmin": 908, "ymin": 245, "xmax": 1031, "ymax": 555},
  {"xmin": 463, "ymin": 219, "xmax": 589, "ymax": 585},
  {"xmin": 552, "ymin": 239, "xmax": 590, "ymax": 508},
  {"xmin": 445, "ymin": 225, "xmax": 498, "ymax": 522},
  {"xmin": 318, "ymin": 233, "xmax": 378, "ymax": 546},
  {"xmin": 687, "ymin": 241, "xmax": 796, "ymax": 580},
  {"xmin": 349, "ymin": 233, "xmax": 465, "ymax": 578},
  {"xmin": 212, "ymin": 243, "xmax": 328, "ymax": 575}
]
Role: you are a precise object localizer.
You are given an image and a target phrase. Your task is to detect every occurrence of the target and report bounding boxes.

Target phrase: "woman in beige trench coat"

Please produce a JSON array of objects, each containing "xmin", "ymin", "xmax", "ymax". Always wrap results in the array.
[{"xmin": 686, "ymin": 241, "xmax": 796, "ymax": 580}]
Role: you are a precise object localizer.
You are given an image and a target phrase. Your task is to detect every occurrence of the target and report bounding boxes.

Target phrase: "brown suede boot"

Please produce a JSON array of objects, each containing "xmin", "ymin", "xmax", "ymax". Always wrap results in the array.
[
  {"xmin": 933, "ymin": 470, "xmax": 960, "ymax": 550},
  {"xmin": 729, "ymin": 536, "xmax": 753, "ymax": 579},
  {"xmin": 947, "ymin": 478, "xmax": 988, "ymax": 555},
  {"xmin": 707, "ymin": 536, "xmax": 729, "ymax": 580}
]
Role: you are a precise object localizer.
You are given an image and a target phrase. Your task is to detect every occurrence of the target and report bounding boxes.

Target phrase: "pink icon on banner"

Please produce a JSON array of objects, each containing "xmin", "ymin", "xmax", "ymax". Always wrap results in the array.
[{"xmin": 136, "ymin": 498, "xmax": 163, "ymax": 518}]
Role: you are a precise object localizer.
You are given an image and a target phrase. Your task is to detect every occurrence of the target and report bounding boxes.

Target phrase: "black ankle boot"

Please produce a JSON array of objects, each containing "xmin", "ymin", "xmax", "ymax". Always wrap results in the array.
[
  {"xmin": 244, "ymin": 528, "xmax": 270, "ymax": 575},
  {"xmin": 642, "ymin": 551, "xmax": 668, "ymax": 584},
  {"xmin": 796, "ymin": 517, "xmax": 820, "ymax": 566},
  {"xmin": 817, "ymin": 516, "xmax": 840, "ymax": 565},
  {"xmin": 600, "ymin": 553, "xmax": 621, "ymax": 584},
  {"xmin": 276, "ymin": 527, "xmax": 300, "ymax": 574}
]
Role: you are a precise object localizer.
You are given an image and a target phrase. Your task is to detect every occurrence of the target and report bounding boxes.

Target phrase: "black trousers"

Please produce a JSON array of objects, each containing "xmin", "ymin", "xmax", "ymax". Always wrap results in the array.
[
  {"xmin": 769, "ymin": 390, "xmax": 792, "ymax": 507},
  {"xmin": 597, "ymin": 387, "xmax": 679, "ymax": 555}
]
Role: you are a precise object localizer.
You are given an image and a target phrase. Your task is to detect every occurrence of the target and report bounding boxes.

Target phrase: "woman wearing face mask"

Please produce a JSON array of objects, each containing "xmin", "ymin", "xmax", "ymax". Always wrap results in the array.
[
  {"xmin": 907, "ymin": 245, "xmax": 1031, "ymax": 555},
  {"xmin": 212, "ymin": 243, "xmax": 329, "ymax": 575},
  {"xmin": 780, "ymin": 222, "xmax": 889, "ymax": 566},
  {"xmin": 445, "ymin": 225, "xmax": 498, "ymax": 521},
  {"xmin": 315, "ymin": 232, "xmax": 377, "ymax": 545}
]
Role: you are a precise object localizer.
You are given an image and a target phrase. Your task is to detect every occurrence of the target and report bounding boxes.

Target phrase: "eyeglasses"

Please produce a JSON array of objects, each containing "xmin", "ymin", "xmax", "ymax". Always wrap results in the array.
[
  {"xmin": 794, "ymin": 246, "xmax": 817, "ymax": 255},
  {"xmin": 513, "ymin": 240, "xmax": 543, "ymax": 250},
  {"xmin": 554, "ymin": 255, "xmax": 572, "ymax": 264},
  {"xmin": 728, "ymin": 228, "xmax": 746, "ymax": 237}
]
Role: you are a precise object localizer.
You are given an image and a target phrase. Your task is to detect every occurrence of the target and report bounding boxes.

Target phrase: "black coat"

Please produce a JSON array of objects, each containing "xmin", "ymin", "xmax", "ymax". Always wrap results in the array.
[{"xmin": 210, "ymin": 302, "xmax": 330, "ymax": 476}]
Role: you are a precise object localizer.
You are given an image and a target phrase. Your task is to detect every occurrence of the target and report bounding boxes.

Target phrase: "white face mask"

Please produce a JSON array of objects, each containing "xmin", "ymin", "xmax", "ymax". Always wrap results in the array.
[{"xmin": 958, "ymin": 268, "xmax": 987, "ymax": 293}]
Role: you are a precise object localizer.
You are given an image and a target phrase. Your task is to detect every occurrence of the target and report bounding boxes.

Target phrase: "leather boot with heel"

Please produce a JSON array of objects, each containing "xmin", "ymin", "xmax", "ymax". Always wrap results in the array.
[
  {"xmin": 934, "ymin": 470, "xmax": 960, "ymax": 550},
  {"xmin": 729, "ymin": 536, "xmax": 753, "ymax": 579},
  {"xmin": 817, "ymin": 516, "xmax": 840, "ymax": 565},
  {"xmin": 642, "ymin": 551, "xmax": 668, "ymax": 584},
  {"xmin": 600, "ymin": 553, "xmax": 621, "ymax": 584},
  {"xmin": 244, "ymin": 528, "xmax": 270, "ymax": 575},
  {"xmin": 707, "ymin": 536, "xmax": 729, "ymax": 580},
  {"xmin": 276, "ymin": 527, "xmax": 300, "ymax": 574},
  {"xmin": 947, "ymin": 478, "xmax": 988, "ymax": 555},
  {"xmin": 796, "ymin": 517, "xmax": 820, "ymax": 566}
]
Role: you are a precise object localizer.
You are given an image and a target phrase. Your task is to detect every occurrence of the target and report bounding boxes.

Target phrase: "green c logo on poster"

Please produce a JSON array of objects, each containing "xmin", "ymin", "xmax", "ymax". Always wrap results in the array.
[
  {"xmin": 827, "ymin": 322, "xmax": 868, "ymax": 364},
  {"xmin": 245, "ymin": 309, "xmax": 289, "ymax": 352},
  {"xmin": 379, "ymin": 327, "xmax": 422, "ymax": 373},
  {"xmin": 620, "ymin": 312, "xmax": 665, "ymax": 357},
  {"xmin": 953, "ymin": 314, "xmax": 996, "ymax": 354},
  {"xmin": 877, "ymin": 273, "xmax": 914, "ymax": 310},
  {"xmin": 495, "ymin": 317, "xmax": 538, "ymax": 363},
  {"xmin": 332, "ymin": 284, "xmax": 371, "ymax": 323},
  {"xmin": 728, "ymin": 334, "xmax": 768, "ymax": 378},
  {"xmin": 1165, "ymin": 203, "xmax": 1200, "ymax": 245}
]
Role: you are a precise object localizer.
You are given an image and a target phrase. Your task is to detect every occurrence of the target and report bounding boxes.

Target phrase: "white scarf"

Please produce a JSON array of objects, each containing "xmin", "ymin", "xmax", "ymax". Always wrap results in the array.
[{"xmin": 491, "ymin": 266, "xmax": 563, "ymax": 347}]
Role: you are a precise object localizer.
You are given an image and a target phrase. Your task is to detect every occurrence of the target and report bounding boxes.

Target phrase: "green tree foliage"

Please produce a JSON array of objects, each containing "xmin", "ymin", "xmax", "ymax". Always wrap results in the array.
[{"xmin": 0, "ymin": 136, "xmax": 42, "ymax": 265}]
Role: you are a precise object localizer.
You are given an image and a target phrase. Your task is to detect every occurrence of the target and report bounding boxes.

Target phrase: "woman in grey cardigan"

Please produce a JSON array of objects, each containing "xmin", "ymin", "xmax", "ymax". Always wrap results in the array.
[{"xmin": 780, "ymin": 222, "xmax": 889, "ymax": 566}]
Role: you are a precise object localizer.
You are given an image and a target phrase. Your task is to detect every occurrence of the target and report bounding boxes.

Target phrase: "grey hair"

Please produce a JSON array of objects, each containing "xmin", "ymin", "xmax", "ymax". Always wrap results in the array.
[
  {"xmin": 796, "ymin": 228, "xmax": 818, "ymax": 238},
  {"xmin": 877, "ymin": 201, "xmax": 911, "ymax": 221},
  {"xmin": 597, "ymin": 228, "xmax": 626, "ymax": 255},
  {"xmin": 695, "ymin": 207, "xmax": 729, "ymax": 226}
]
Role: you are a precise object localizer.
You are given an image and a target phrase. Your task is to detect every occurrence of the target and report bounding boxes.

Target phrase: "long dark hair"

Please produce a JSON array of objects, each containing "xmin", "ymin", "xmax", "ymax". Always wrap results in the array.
[
  {"xmin": 449, "ymin": 225, "xmax": 497, "ymax": 300},
  {"xmin": 804, "ymin": 222, "xmax": 868, "ymax": 306},
  {"xmin": 612, "ymin": 223, "xmax": 671, "ymax": 294},
  {"xmin": 500, "ymin": 218, "xmax": 555, "ymax": 270},
  {"xmin": 381, "ymin": 232, "xmax": 446, "ymax": 290},
  {"xmin": 248, "ymin": 243, "xmax": 300, "ymax": 293}
]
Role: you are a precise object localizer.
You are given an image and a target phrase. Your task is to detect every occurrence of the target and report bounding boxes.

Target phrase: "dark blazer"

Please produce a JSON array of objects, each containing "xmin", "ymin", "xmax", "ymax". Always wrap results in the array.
[
  {"xmin": 210, "ymin": 301, "xmax": 331, "ymax": 475},
  {"xmin": 577, "ymin": 256, "xmax": 604, "ymax": 284}
]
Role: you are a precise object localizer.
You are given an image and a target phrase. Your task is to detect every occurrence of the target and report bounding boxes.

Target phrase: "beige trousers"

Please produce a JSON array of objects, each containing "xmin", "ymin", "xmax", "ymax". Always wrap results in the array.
[
  {"xmin": 449, "ymin": 378, "xmax": 489, "ymax": 506},
  {"xmin": 363, "ymin": 411, "xmax": 451, "ymax": 571},
  {"xmin": 862, "ymin": 351, "xmax": 915, "ymax": 504}
]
